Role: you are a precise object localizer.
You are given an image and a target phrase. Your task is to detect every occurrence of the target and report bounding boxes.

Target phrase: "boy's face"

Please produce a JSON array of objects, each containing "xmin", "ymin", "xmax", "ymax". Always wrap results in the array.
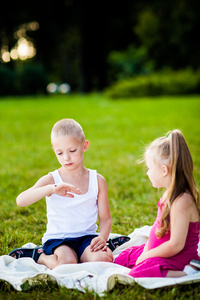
[{"xmin": 52, "ymin": 135, "xmax": 89, "ymax": 170}]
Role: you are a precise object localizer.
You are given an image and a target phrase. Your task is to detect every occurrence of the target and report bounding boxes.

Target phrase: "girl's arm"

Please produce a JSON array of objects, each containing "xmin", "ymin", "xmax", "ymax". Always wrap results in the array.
[
  {"xmin": 142, "ymin": 239, "xmax": 149, "ymax": 253},
  {"xmin": 136, "ymin": 193, "xmax": 195, "ymax": 264},
  {"xmin": 16, "ymin": 174, "xmax": 81, "ymax": 207},
  {"xmin": 90, "ymin": 174, "xmax": 112, "ymax": 252}
]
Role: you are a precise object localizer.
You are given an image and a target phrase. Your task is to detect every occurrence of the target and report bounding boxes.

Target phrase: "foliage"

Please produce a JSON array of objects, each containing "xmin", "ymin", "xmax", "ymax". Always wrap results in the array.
[
  {"xmin": 0, "ymin": 94, "xmax": 200, "ymax": 299},
  {"xmin": 134, "ymin": 8, "xmax": 160, "ymax": 48},
  {"xmin": 1, "ymin": 1, "xmax": 200, "ymax": 91},
  {"xmin": 0, "ymin": 65, "xmax": 17, "ymax": 96},
  {"xmin": 133, "ymin": 2, "xmax": 200, "ymax": 70},
  {"xmin": 105, "ymin": 69, "xmax": 200, "ymax": 99},
  {"xmin": 107, "ymin": 45, "xmax": 155, "ymax": 82},
  {"xmin": 0, "ymin": 63, "xmax": 49, "ymax": 96},
  {"xmin": 17, "ymin": 63, "xmax": 49, "ymax": 95}
]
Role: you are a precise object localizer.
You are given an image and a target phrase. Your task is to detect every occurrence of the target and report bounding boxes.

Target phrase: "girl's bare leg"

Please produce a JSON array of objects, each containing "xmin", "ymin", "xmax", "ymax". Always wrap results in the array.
[
  {"xmin": 166, "ymin": 265, "xmax": 199, "ymax": 277},
  {"xmin": 166, "ymin": 270, "xmax": 186, "ymax": 277}
]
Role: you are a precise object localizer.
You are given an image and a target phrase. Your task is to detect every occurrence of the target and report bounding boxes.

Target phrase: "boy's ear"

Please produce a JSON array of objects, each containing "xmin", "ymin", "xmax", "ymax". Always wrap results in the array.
[
  {"xmin": 162, "ymin": 165, "xmax": 169, "ymax": 177},
  {"xmin": 84, "ymin": 140, "xmax": 89, "ymax": 152}
]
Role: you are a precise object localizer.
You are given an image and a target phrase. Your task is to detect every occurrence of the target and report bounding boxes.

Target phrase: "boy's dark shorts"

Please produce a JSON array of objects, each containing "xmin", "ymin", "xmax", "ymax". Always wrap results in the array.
[{"xmin": 43, "ymin": 234, "xmax": 98, "ymax": 261}]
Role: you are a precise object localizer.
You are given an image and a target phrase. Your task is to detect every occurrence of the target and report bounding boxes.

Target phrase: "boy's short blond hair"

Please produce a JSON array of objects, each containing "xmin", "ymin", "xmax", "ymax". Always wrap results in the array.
[{"xmin": 51, "ymin": 119, "xmax": 85, "ymax": 142}]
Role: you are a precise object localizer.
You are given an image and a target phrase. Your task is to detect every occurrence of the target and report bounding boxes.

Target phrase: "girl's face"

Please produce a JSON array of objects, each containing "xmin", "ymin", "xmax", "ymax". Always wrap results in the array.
[
  {"xmin": 145, "ymin": 150, "xmax": 169, "ymax": 189},
  {"xmin": 52, "ymin": 135, "xmax": 89, "ymax": 170}
]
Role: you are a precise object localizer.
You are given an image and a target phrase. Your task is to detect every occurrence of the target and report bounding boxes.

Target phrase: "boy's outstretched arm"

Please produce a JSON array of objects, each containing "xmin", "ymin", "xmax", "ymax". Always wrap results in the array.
[
  {"xmin": 90, "ymin": 174, "xmax": 112, "ymax": 252},
  {"xmin": 16, "ymin": 174, "xmax": 81, "ymax": 207}
]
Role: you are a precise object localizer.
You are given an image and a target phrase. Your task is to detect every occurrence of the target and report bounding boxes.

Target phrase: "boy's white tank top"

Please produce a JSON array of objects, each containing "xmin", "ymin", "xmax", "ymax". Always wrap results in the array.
[{"xmin": 42, "ymin": 169, "xmax": 98, "ymax": 244}]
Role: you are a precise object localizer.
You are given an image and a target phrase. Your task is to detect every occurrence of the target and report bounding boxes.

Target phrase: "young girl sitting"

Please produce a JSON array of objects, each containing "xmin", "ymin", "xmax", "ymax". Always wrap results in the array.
[{"xmin": 115, "ymin": 129, "xmax": 200, "ymax": 277}]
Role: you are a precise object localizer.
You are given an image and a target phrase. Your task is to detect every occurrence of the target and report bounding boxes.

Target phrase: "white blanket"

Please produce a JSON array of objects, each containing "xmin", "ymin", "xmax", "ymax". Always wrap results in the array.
[{"xmin": 1, "ymin": 226, "xmax": 200, "ymax": 296}]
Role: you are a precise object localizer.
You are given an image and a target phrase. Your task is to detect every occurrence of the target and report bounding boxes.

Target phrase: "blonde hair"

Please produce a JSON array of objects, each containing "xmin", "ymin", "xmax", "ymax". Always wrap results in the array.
[
  {"xmin": 145, "ymin": 129, "xmax": 200, "ymax": 238},
  {"xmin": 51, "ymin": 119, "xmax": 85, "ymax": 142}
]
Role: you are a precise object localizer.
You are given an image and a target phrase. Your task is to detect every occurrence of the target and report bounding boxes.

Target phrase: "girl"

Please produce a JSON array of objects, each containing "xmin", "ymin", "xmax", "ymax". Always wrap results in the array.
[{"xmin": 115, "ymin": 129, "xmax": 200, "ymax": 277}]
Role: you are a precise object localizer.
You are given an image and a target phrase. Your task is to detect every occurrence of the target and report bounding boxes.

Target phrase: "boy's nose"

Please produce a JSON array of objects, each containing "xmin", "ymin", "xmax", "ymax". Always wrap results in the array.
[{"xmin": 64, "ymin": 153, "xmax": 70, "ymax": 161}]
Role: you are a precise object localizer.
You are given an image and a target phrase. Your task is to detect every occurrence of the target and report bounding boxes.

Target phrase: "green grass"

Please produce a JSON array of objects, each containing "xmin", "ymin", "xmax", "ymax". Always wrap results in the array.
[{"xmin": 0, "ymin": 93, "xmax": 200, "ymax": 299}]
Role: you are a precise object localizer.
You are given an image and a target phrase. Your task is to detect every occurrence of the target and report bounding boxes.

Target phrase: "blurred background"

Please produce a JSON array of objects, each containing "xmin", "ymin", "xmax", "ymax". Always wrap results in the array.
[{"xmin": 0, "ymin": 0, "xmax": 200, "ymax": 97}]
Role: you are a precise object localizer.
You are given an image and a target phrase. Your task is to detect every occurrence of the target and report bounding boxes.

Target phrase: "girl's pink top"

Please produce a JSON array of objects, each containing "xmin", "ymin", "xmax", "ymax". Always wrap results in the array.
[
  {"xmin": 115, "ymin": 198, "xmax": 200, "ymax": 278},
  {"xmin": 148, "ymin": 199, "xmax": 199, "ymax": 255}
]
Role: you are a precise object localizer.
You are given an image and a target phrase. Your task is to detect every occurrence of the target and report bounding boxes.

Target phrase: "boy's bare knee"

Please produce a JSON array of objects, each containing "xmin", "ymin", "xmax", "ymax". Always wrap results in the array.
[
  {"xmin": 57, "ymin": 257, "xmax": 77, "ymax": 265},
  {"xmin": 96, "ymin": 252, "xmax": 113, "ymax": 262},
  {"xmin": 81, "ymin": 249, "xmax": 113, "ymax": 263},
  {"xmin": 91, "ymin": 254, "xmax": 113, "ymax": 263},
  {"xmin": 48, "ymin": 257, "xmax": 77, "ymax": 269},
  {"xmin": 38, "ymin": 252, "xmax": 77, "ymax": 269}
]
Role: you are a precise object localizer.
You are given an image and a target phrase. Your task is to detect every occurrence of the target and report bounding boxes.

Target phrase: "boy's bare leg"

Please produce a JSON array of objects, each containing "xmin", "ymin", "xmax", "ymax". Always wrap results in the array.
[
  {"xmin": 37, "ymin": 245, "xmax": 78, "ymax": 269},
  {"xmin": 80, "ymin": 245, "xmax": 113, "ymax": 263}
]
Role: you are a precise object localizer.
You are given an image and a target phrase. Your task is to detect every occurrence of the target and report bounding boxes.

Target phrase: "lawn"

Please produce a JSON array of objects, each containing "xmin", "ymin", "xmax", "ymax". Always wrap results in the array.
[{"xmin": 0, "ymin": 93, "xmax": 200, "ymax": 299}]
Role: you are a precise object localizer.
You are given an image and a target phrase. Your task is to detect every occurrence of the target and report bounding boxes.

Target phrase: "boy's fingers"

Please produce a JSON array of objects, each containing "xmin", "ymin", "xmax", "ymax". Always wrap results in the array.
[
  {"xmin": 65, "ymin": 193, "xmax": 74, "ymax": 198},
  {"xmin": 72, "ymin": 188, "xmax": 81, "ymax": 194},
  {"xmin": 90, "ymin": 238, "xmax": 96, "ymax": 248},
  {"xmin": 91, "ymin": 239, "xmax": 107, "ymax": 252},
  {"xmin": 90, "ymin": 238, "xmax": 98, "ymax": 250},
  {"xmin": 65, "ymin": 185, "xmax": 81, "ymax": 194}
]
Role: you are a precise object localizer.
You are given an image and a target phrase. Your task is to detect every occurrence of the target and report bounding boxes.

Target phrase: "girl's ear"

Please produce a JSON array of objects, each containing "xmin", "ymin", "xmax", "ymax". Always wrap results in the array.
[
  {"xmin": 84, "ymin": 140, "xmax": 89, "ymax": 152},
  {"xmin": 162, "ymin": 165, "xmax": 169, "ymax": 177}
]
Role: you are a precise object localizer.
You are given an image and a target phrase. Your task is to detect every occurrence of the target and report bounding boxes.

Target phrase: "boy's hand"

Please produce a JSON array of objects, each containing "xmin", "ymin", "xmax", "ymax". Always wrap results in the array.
[
  {"xmin": 52, "ymin": 183, "xmax": 81, "ymax": 197},
  {"xmin": 90, "ymin": 235, "xmax": 107, "ymax": 252}
]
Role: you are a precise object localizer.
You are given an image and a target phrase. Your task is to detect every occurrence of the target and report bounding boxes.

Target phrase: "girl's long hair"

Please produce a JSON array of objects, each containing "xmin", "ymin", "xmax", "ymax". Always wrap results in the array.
[{"xmin": 146, "ymin": 130, "xmax": 200, "ymax": 238}]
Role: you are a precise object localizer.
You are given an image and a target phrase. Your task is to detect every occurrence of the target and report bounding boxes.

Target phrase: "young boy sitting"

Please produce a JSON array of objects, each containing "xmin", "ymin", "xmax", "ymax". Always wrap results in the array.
[{"xmin": 9, "ymin": 119, "xmax": 113, "ymax": 269}]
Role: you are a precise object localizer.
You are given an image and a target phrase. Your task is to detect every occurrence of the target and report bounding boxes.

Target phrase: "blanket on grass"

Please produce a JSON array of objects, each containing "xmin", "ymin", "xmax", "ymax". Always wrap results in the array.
[{"xmin": 1, "ymin": 225, "xmax": 200, "ymax": 296}]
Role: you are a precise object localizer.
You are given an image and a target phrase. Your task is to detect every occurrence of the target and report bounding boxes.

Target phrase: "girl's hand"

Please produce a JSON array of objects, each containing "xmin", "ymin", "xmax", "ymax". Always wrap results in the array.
[
  {"xmin": 51, "ymin": 182, "xmax": 81, "ymax": 197},
  {"xmin": 136, "ymin": 252, "xmax": 148, "ymax": 265},
  {"xmin": 90, "ymin": 235, "xmax": 107, "ymax": 252}
]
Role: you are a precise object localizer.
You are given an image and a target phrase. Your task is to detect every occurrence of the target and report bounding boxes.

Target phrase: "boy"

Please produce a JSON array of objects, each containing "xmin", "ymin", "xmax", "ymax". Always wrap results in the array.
[{"xmin": 9, "ymin": 119, "xmax": 113, "ymax": 269}]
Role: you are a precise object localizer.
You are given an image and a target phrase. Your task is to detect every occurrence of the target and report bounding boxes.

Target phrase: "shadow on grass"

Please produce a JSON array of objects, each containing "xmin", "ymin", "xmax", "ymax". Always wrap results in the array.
[
  {"xmin": 1, "ymin": 277, "xmax": 200, "ymax": 300},
  {"xmin": 104, "ymin": 280, "xmax": 200, "ymax": 300}
]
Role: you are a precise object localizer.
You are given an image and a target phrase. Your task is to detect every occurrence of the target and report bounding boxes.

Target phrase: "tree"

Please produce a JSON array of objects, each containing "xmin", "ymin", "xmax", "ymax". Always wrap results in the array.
[{"xmin": 1, "ymin": 0, "xmax": 200, "ymax": 94}]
